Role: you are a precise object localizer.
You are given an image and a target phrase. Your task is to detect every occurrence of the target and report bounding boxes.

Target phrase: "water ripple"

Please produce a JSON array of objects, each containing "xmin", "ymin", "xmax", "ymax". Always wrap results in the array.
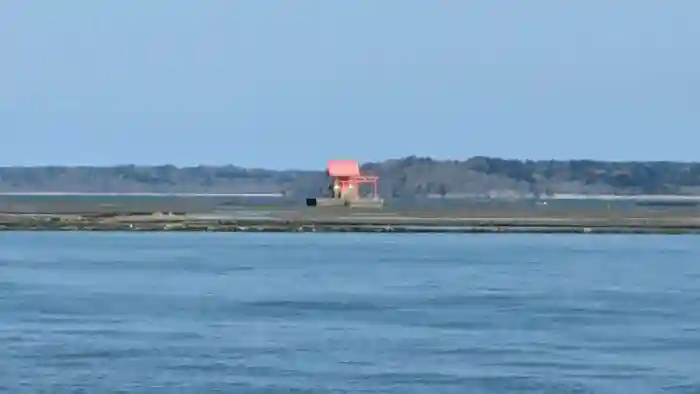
[{"xmin": 1, "ymin": 233, "xmax": 699, "ymax": 393}]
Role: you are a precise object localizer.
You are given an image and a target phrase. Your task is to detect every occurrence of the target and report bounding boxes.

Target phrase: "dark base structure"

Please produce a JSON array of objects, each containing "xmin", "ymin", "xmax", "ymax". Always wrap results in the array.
[{"xmin": 306, "ymin": 197, "xmax": 384, "ymax": 208}]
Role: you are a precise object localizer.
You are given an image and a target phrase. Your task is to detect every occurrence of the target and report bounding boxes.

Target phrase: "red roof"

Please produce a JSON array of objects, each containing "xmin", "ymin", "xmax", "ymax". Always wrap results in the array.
[{"xmin": 327, "ymin": 160, "xmax": 360, "ymax": 177}]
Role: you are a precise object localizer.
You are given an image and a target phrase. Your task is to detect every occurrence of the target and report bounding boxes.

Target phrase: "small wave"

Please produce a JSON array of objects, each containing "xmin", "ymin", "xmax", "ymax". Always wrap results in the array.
[{"xmin": 246, "ymin": 299, "xmax": 389, "ymax": 313}]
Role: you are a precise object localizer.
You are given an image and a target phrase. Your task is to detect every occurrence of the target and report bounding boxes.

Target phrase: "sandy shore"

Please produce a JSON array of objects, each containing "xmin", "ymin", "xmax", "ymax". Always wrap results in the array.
[
  {"xmin": 2, "ymin": 211, "xmax": 700, "ymax": 234},
  {"xmin": 1, "ymin": 195, "xmax": 699, "ymax": 233}
]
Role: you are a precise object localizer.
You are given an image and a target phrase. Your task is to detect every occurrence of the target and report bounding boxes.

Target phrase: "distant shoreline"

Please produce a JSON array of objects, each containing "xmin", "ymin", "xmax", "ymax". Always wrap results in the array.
[
  {"xmin": 1, "ymin": 192, "xmax": 700, "ymax": 202},
  {"xmin": 4, "ymin": 156, "xmax": 700, "ymax": 199},
  {"xmin": 2, "ymin": 213, "xmax": 699, "ymax": 234},
  {"xmin": 0, "ymin": 192, "xmax": 284, "ymax": 197}
]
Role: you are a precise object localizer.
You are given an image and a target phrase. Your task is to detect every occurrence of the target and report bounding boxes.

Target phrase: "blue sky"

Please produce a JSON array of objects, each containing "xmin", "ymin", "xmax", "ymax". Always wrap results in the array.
[{"xmin": 1, "ymin": 1, "xmax": 698, "ymax": 168}]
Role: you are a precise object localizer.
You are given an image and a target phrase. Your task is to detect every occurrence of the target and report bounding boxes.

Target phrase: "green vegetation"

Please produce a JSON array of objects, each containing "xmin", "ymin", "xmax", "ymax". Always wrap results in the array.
[{"xmin": 2, "ymin": 156, "xmax": 700, "ymax": 197}]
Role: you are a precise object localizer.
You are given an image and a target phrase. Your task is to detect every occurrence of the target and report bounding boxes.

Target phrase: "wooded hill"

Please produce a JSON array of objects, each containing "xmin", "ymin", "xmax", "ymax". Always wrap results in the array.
[{"xmin": 2, "ymin": 156, "xmax": 700, "ymax": 197}]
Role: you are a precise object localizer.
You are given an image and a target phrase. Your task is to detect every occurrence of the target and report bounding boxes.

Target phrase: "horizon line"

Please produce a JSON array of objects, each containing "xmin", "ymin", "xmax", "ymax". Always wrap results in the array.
[
  {"xmin": 1, "ymin": 155, "xmax": 700, "ymax": 169},
  {"xmin": 0, "ymin": 192, "xmax": 285, "ymax": 197}
]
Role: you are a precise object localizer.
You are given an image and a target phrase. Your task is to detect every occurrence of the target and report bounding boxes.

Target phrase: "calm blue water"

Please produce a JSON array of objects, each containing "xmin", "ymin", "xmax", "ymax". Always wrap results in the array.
[{"xmin": 1, "ymin": 233, "xmax": 699, "ymax": 393}]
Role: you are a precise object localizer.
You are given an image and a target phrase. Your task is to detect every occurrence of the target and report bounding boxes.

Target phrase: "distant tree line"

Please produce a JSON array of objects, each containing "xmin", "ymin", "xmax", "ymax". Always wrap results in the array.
[{"xmin": 2, "ymin": 156, "xmax": 700, "ymax": 196}]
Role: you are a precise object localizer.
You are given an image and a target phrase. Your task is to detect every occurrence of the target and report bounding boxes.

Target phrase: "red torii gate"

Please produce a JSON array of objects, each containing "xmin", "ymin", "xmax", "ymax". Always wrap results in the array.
[{"xmin": 327, "ymin": 160, "xmax": 379, "ymax": 200}]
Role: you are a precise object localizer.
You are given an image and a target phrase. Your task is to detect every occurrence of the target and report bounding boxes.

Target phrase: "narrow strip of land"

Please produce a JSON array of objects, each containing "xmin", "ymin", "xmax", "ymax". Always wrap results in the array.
[{"xmin": 1, "ymin": 213, "xmax": 699, "ymax": 234}]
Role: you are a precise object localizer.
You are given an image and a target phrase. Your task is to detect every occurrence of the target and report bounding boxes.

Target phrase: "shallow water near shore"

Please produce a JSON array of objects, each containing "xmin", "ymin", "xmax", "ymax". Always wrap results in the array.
[{"xmin": 1, "ymin": 233, "xmax": 699, "ymax": 393}]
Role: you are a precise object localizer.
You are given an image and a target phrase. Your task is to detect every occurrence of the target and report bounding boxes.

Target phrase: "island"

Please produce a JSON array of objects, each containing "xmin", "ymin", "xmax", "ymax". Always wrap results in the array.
[{"xmin": 1, "ymin": 156, "xmax": 700, "ymax": 234}]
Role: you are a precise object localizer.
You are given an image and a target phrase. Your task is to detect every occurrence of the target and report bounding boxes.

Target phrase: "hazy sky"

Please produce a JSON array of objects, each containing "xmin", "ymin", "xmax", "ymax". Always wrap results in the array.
[{"xmin": 2, "ymin": 1, "xmax": 698, "ymax": 168}]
